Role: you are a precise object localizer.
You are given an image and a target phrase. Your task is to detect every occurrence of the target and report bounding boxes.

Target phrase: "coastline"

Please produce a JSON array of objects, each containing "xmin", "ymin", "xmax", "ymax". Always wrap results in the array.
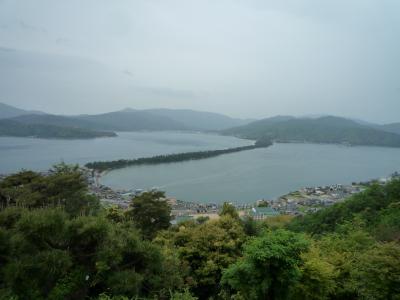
[
  {"xmin": 85, "ymin": 139, "xmax": 271, "ymax": 171},
  {"xmin": 91, "ymin": 170, "xmax": 400, "ymax": 219}
]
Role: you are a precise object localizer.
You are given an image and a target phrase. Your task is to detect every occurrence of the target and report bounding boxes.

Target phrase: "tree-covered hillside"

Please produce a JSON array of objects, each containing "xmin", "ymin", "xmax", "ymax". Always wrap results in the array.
[
  {"xmin": 0, "ymin": 165, "xmax": 399, "ymax": 299},
  {"xmin": 0, "ymin": 119, "xmax": 117, "ymax": 139},
  {"xmin": 287, "ymin": 179, "xmax": 400, "ymax": 240},
  {"xmin": 223, "ymin": 116, "xmax": 400, "ymax": 147},
  {"xmin": 76, "ymin": 110, "xmax": 188, "ymax": 131},
  {"xmin": 0, "ymin": 103, "xmax": 253, "ymax": 132},
  {"xmin": 9, "ymin": 114, "xmax": 108, "ymax": 131},
  {"xmin": 0, "ymin": 102, "xmax": 44, "ymax": 119},
  {"xmin": 144, "ymin": 108, "xmax": 253, "ymax": 131},
  {"xmin": 9, "ymin": 110, "xmax": 188, "ymax": 132}
]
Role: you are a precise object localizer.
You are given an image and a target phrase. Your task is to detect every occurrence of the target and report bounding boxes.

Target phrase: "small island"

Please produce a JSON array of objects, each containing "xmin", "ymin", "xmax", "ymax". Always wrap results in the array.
[{"xmin": 85, "ymin": 138, "xmax": 272, "ymax": 171}]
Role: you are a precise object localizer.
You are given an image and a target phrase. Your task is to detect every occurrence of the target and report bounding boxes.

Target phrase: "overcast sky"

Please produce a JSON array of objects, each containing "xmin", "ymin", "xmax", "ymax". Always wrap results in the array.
[{"xmin": 0, "ymin": 0, "xmax": 399, "ymax": 123}]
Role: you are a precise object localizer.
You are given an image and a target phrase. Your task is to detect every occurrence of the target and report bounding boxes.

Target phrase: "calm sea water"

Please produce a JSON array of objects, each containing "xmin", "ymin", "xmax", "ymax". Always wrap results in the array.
[
  {"xmin": 0, "ymin": 131, "xmax": 251, "ymax": 173},
  {"xmin": 101, "ymin": 142, "xmax": 400, "ymax": 204},
  {"xmin": 1, "ymin": 131, "xmax": 400, "ymax": 204}
]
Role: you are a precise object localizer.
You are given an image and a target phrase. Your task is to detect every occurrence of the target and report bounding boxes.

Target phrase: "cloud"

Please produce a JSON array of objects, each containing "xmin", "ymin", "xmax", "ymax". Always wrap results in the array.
[{"xmin": 0, "ymin": 0, "xmax": 399, "ymax": 122}]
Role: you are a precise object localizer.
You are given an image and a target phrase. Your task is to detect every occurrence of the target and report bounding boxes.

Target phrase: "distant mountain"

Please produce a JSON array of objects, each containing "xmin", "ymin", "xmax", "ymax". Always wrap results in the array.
[
  {"xmin": 0, "ymin": 119, "xmax": 116, "ymax": 139},
  {"xmin": 76, "ymin": 110, "xmax": 188, "ymax": 131},
  {"xmin": 380, "ymin": 123, "xmax": 400, "ymax": 135},
  {"xmin": 349, "ymin": 118, "xmax": 379, "ymax": 127},
  {"xmin": 0, "ymin": 102, "xmax": 43, "ymax": 119},
  {"xmin": 9, "ymin": 114, "xmax": 104, "ymax": 130},
  {"xmin": 5, "ymin": 101, "xmax": 400, "ymax": 146},
  {"xmin": 223, "ymin": 116, "xmax": 400, "ymax": 148},
  {"xmin": 4, "ymin": 107, "xmax": 250, "ymax": 133},
  {"xmin": 142, "ymin": 108, "xmax": 253, "ymax": 130},
  {"xmin": 9, "ymin": 111, "xmax": 188, "ymax": 132},
  {"xmin": 344, "ymin": 118, "xmax": 400, "ymax": 136}
]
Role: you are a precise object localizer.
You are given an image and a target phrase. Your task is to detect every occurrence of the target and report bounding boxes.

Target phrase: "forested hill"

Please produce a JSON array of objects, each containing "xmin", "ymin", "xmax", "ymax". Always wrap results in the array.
[
  {"xmin": 0, "ymin": 102, "xmax": 253, "ymax": 132},
  {"xmin": 381, "ymin": 122, "xmax": 400, "ymax": 135},
  {"xmin": 0, "ymin": 102, "xmax": 44, "ymax": 119},
  {"xmin": 223, "ymin": 116, "xmax": 400, "ymax": 147},
  {"xmin": 0, "ymin": 119, "xmax": 117, "ymax": 139},
  {"xmin": 0, "ymin": 108, "xmax": 188, "ymax": 138},
  {"xmin": 287, "ymin": 178, "xmax": 400, "ymax": 237},
  {"xmin": 8, "ymin": 111, "xmax": 188, "ymax": 132},
  {"xmin": 143, "ymin": 108, "xmax": 253, "ymax": 130}
]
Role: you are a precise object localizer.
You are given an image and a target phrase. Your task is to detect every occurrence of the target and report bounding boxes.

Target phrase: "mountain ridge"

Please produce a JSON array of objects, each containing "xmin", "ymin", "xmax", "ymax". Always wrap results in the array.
[
  {"xmin": 2, "ymin": 102, "xmax": 400, "ymax": 145},
  {"xmin": 0, "ymin": 103, "xmax": 253, "ymax": 132},
  {"xmin": 142, "ymin": 108, "xmax": 254, "ymax": 130},
  {"xmin": 0, "ymin": 119, "xmax": 116, "ymax": 139},
  {"xmin": 0, "ymin": 102, "xmax": 44, "ymax": 119},
  {"xmin": 222, "ymin": 115, "xmax": 400, "ymax": 148}
]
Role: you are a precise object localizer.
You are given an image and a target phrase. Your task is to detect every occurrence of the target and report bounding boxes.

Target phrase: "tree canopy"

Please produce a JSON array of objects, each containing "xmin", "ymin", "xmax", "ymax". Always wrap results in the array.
[
  {"xmin": 0, "ymin": 164, "xmax": 99, "ymax": 216},
  {"xmin": 125, "ymin": 190, "xmax": 171, "ymax": 239},
  {"xmin": 0, "ymin": 168, "xmax": 400, "ymax": 299}
]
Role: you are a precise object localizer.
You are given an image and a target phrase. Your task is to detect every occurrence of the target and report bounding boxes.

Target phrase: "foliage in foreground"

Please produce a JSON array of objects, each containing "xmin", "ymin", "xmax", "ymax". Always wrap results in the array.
[
  {"xmin": 0, "ymin": 208, "xmax": 186, "ymax": 299},
  {"xmin": 287, "ymin": 179, "xmax": 400, "ymax": 241},
  {"xmin": 0, "ymin": 163, "xmax": 99, "ymax": 216},
  {"xmin": 0, "ymin": 167, "xmax": 400, "ymax": 299}
]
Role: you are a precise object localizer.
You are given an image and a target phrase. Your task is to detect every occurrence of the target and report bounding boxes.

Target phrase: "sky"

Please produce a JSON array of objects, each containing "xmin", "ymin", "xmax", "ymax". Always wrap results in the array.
[{"xmin": 0, "ymin": 0, "xmax": 399, "ymax": 123}]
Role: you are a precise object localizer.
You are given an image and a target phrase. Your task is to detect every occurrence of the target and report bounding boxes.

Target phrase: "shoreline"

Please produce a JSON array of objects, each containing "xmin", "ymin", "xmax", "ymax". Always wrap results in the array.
[
  {"xmin": 85, "ymin": 139, "xmax": 271, "ymax": 171},
  {"xmin": 91, "ymin": 171, "xmax": 400, "ymax": 217}
]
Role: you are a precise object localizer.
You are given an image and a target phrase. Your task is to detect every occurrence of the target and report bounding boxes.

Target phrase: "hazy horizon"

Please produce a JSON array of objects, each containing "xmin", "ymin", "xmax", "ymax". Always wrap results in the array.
[
  {"xmin": 1, "ymin": 0, "xmax": 399, "ymax": 123},
  {"xmin": 0, "ymin": 99, "xmax": 397, "ymax": 126}
]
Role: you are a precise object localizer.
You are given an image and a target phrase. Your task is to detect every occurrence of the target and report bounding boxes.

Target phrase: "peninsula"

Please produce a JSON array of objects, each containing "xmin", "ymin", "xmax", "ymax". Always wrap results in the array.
[{"xmin": 85, "ymin": 137, "xmax": 272, "ymax": 171}]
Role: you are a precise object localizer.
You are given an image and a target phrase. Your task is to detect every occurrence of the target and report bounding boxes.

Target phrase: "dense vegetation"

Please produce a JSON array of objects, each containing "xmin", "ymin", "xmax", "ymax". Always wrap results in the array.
[
  {"xmin": 0, "ymin": 165, "xmax": 399, "ymax": 299},
  {"xmin": 287, "ymin": 179, "xmax": 400, "ymax": 239},
  {"xmin": 85, "ymin": 141, "xmax": 272, "ymax": 171},
  {"xmin": 0, "ymin": 119, "xmax": 116, "ymax": 139},
  {"xmin": 223, "ymin": 116, "xmax": 400, "ymax": 147}
]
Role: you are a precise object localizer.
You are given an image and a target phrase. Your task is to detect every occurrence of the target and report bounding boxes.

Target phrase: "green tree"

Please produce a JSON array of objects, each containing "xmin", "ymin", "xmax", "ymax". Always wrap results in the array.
[
  {"xmin": 241, "ymin": 215, "xmax": 260, "ymax": 236},
  {"xmin": 0, "ymin": 170, "xmax": 40, "ymax": 209},
  {"xmin": 313, "ymin": 221, "xmax": 376, "ymax": 299},
  {"xmin": 195, "ymin": 216, "xmax": 209, "ymax": 224},
  {"xmin": 219, "ymin": 202, "xmax": 239, "ymax": 219},
  {"xmin": 170, "ymin": 289, "xmax": 198, "ymax": 300},
  {"xmin": 0, "ymin": 164, "xmax": 99, "ymax": 216},
  {"xmin": 291, "ymin": 244, "xmax": 338, "ymax": 300},
  {"xmin": 350, "ymin": 242, "xmax": 400, "ymax": 300},
  {"xmin": 104, "ymin": 206, "xmax": 126, "ymax": 223},
  {"xmin": 125, "ymin": 191, "xmax": 171, "ymax": 239},
  {"xmin": 168, "ymin": 216, "xmax": 245, "ymax": 298},
  {"xmin": 221, "ymin": 229, "xmax": 309, "ymax": 300},
  {"xmin": 374, "ymin": 202, "xmax": 400, "ymax": 241},
  {"xmin": 0, "ymin": 207, "xmax": 181, "ymax": 299}
]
